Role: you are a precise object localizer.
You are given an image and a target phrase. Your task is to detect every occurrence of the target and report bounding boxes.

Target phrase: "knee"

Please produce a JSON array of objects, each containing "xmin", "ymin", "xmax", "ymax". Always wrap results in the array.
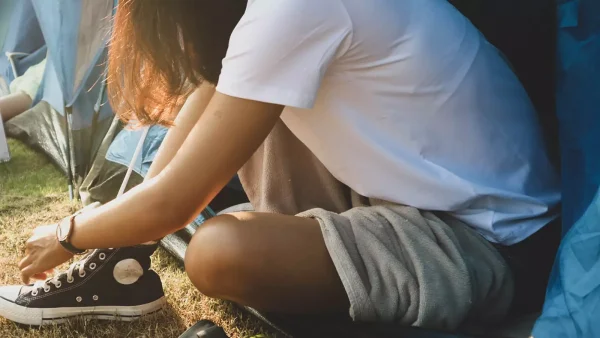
[{"xmin": 184, "ymin": 214, "xmax": 249, "ymax": 298}]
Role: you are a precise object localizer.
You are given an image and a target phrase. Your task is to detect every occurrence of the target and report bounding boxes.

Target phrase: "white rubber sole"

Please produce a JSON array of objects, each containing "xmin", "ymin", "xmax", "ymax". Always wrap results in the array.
[{"xmin": 0, "ymin": 296, "xmax": 166, "ymax": 326}]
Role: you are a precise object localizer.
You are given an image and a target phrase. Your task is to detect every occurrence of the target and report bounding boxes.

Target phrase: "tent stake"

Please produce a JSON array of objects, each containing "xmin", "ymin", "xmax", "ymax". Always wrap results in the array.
[{"xmin": 64, "ymin": 106, "xmax": 75, "ymax": 200}]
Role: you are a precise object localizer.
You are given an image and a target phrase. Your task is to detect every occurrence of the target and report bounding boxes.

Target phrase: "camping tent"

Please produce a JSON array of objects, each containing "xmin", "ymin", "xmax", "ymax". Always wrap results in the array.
[{"xmin": 3, "ymin": 0, "xmax": 114, "ymax": 200}]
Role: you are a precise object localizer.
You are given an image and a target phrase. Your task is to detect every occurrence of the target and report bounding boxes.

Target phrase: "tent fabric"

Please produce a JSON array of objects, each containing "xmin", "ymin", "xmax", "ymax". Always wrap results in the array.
[
  {"xmin": 32, "ymin": 0, "xmax": 114, "ymax": 130},
  {"xmin": 6, "ymin": 102, "xmax": 81, "ymax": 178},
  {"xmin": 106, "ymin": 126, "xmax": 169, "ymax": 177},
  {"xmin": 32, "ymin": 0, "xmax": 112, "ymax": 108},
  {"xmin": 0, "ymin": 0, "xmax": 45, "ymax": 83},
  {"xmin": 533, "ymin": 0, "xmax": 600, "ymax": 336},
  {"xmin": 0, "ymin": 0, "xmax": 17, "ymax": 52},
  {"xmin": 12, "ymin": 0, "xmax": 118, "ymax": 196}
]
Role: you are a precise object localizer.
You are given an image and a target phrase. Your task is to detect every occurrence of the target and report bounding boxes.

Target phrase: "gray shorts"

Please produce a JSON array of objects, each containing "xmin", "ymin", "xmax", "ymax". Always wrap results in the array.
[{"xmin": 299, "ymin": 199, "xmax": 513, "ymax": 331}]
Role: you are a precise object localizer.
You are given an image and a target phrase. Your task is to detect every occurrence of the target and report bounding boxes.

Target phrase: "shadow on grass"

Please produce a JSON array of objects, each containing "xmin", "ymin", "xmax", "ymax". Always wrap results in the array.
[{"xmin": 0, "ymin": 195, "xmax": 68, "ymax": 214}]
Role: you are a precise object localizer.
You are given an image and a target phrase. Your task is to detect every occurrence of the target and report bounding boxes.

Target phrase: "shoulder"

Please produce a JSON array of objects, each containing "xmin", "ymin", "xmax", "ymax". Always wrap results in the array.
[
  {"xmin": 246, "ymin": 0, "xmax": 345, "ymax": 13},
  {"xmin": 243, "ymin": 0, "xmax": 351, "ymax": 28},
  {"xmin": 230, "ymin": 0, "xmax": 353, "ymax": 57}
]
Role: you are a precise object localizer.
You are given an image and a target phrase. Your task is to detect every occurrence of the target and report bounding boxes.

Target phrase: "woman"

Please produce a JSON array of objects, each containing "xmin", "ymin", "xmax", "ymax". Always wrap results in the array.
[{"xmin": 1, "ymin": 0, "xmax": 560, "ymax": 331}]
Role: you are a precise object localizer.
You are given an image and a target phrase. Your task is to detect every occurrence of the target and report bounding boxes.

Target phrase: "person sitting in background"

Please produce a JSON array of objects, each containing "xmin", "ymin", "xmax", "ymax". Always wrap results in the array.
[{"xmin": 0, "ymin": 58, "xmax": 46, "ymax": 122}]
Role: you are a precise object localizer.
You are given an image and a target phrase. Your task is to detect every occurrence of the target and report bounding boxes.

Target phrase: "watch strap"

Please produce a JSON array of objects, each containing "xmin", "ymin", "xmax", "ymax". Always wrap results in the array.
[{"xmin": 57, "ymin": 215, "xmax": 87, "ymax": 255}]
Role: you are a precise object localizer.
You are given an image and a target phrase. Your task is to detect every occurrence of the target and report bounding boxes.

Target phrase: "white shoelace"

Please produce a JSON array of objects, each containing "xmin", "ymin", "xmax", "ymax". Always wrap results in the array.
[{"xmin": 32, "ymin": 250, "xmax": 97, "ymax": 294}]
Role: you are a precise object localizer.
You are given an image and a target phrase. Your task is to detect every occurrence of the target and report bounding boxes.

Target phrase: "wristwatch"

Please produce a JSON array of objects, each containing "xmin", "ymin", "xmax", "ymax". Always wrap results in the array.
[{"xmin": 56, "ymin": 214, "xmax": 87, "ymax": 255}]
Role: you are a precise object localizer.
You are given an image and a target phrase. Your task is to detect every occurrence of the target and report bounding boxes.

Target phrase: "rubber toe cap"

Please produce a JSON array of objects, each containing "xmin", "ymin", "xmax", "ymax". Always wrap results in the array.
[{"xmin": 0, "ymin": 286, "xmax": 23, "ymax": 302}]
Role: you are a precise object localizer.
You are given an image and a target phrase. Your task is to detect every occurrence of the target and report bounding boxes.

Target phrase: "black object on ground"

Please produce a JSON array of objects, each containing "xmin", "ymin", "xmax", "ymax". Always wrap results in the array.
[{"xmin": 179, "ymin": 320, "xmax": 228, "ymax": 338}]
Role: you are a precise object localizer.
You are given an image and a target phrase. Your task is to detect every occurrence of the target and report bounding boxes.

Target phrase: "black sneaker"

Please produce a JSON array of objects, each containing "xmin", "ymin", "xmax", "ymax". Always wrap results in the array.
[{"xmin": 0, "ymin": 244, "xmax": 165, "ymax": 326}]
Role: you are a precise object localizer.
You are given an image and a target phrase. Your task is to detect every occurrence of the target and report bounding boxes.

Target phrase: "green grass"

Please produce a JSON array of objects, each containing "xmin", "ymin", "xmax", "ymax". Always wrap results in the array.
[
  {"xmin": 0, "ymin": 139, "xmax": 275, "ymax": 338},
  {"xmin": 0, "ymin": 139, "xmax": 67, "ymax": 197},
  {"xmin": 0, "ymin": 139, "xmax": 72, "ymax": 219}
]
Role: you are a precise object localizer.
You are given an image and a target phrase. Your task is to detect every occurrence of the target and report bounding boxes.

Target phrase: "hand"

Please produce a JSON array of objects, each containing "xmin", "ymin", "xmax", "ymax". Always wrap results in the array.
[{"xmin": 18, "ymin": 225, "xmax": 74, "ymax": 284}]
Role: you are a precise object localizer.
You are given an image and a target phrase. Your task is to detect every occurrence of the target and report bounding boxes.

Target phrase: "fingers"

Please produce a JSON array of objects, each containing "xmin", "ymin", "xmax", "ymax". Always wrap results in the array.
[
  {"xmin": 20, "ymin": 265, "xmax": 35, "ymax": 284},
  {"xmin": 32, "ymin": 224, "xmax": 56, "ymax": 236},
  {"xmin": 18, "ymin": 255, "xmax": 32, "ymax": 270},
  {"xmin": 19, "ymin": 225, "xmax": 70, "ymax": 285},
  {"xmin": 18, "ymin": 256, "xmax": 49, "ymax": 284},
  {"xmin": 20, "ymin": 265, "xmax": 52, "ymax": 284},
  {"xmin": 31, "ymin": 273, "xmax": 49, "ymax": 281}
]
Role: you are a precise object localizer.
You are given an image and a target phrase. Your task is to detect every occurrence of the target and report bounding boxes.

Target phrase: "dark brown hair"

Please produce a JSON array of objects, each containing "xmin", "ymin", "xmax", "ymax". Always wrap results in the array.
[{"xmin": 108, "ymin": 0, "xmax": 247, "ymax": 126}]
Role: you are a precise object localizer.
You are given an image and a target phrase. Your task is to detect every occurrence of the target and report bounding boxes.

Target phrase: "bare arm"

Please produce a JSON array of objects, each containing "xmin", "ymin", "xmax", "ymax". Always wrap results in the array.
[
  {"xmin": 145, "ymin": 83, "xmax": 215, "ymax": 180},
  {"xmin": 70, "ymin": 92, "xmax": 283, "ymax": 249},
  {"xmin": 0, "ymin": 92, "xmax": 32, "ymax": 122}
]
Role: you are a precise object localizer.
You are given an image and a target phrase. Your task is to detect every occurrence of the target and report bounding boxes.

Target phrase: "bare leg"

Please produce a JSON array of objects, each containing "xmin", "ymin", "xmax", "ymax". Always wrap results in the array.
[
  {"xmin": 184, "ymin": 212, "xmax": 349, "ymax": 314},
  {"xmin": 0, "ymin": 92, "xmax": 32, "ymax": 122}
]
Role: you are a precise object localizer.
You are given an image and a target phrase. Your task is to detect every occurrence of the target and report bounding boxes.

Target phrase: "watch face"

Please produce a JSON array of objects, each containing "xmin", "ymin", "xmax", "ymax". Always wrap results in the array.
[{"xmin": 57, "ymin": 219, "xmax": 70, "ymax": 242}]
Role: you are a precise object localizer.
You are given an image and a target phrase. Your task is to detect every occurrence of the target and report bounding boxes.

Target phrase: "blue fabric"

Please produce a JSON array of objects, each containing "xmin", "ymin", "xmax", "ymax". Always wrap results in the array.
[
  {"xmin": 105, "ymin": 126, "xmax": 246, "ymax": 193},
  {"xmin": 37, "ymin": 56, "xmax": 64, "ymax": 113},
  {"xmin": 534, "ymin": 0, "xmax": 600, "ymax": 336},
  {"xmin": 0, "ymin": 0, "xmax": 17, "ymax": 52},
  {"xmin": 31, "ymin": 0, "xmax": 82, "ymax": 106},
  {"xmin": 106, "ymin": 126, "xmax": 169, "ymax": 177},
  {"xmin": 0, "ymin": 0, "xmax": 44, "ymax": 82},
  {"xmin": 31, "ymin": 0, "xmax": 114, "ymax": 130}
]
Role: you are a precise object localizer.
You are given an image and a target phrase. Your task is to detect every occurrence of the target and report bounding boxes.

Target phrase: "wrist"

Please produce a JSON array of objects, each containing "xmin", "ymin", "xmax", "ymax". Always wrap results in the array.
[
  {"xmin": 56, "ymin": 215, "xmax": 87, "ymax": 255},
  {"xmin": 54, "ymin": 225, "xmax": 75, "ymax": 257}
]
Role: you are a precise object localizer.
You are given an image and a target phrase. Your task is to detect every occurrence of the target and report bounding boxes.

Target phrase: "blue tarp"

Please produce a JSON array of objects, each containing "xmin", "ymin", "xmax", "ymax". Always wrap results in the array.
[{"xmin": 534, "ymin": 0, "xmax": 600, "ymax": 336}]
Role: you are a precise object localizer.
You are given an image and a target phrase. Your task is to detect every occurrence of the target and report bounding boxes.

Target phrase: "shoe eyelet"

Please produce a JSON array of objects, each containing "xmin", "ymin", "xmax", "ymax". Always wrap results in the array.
[
  {"xmin": 31, "ymin": 290, "xmax": 38, "ymax": 296},
  {"xmin": 43, "ymin": 286, "xmax": 51, "ymax": 293},
  {"xmin": 99, "ymin": 253, "xmax": 106, "ymax": 260},
  {"xmin": 67, "ymin": 276, "xmax": 74, "ymax": 283},
  {"xmin": 76, "ymin": 296, "xmax": 82, "ymax": 303},
  {"xmin": 79, "ymin": 271, "xmax": 86, "ymax": 278},
  {"xmin": 89, "ymin": 263, "xmax": 97, "ymax": 270},
  {"xmin": 55, "ymin": 281, "xmax": 62, "ymax": 288}
]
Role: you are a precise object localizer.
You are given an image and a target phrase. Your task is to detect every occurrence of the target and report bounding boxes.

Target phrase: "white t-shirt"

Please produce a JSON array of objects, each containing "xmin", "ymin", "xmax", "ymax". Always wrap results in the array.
[{"xmin": 217, "ymin": 0, "xmax": 561, "ymax": 245}]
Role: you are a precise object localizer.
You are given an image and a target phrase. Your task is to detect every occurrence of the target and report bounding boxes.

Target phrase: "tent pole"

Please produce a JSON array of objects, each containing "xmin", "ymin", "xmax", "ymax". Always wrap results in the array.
[
  {"xmin": 5, "ymin": 51, "xmax": 30, "ymax": 78},
  {"xmin": 117, "ymin": 126, "xmax": 149, "ymax": 197},
  {"xmin": 90, "ymin": 75, "xmax": 107, "ymax": 154},
  {"xmin": 64, "ymin": 106, "xmax": 75, "ymax": 200}
]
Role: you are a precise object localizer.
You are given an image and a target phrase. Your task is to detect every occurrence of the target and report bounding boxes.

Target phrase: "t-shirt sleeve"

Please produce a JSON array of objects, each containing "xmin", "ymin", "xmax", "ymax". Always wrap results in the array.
[{"xmin": 216, "ymin": 0, "xmax": 352, "ymax": 109}]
